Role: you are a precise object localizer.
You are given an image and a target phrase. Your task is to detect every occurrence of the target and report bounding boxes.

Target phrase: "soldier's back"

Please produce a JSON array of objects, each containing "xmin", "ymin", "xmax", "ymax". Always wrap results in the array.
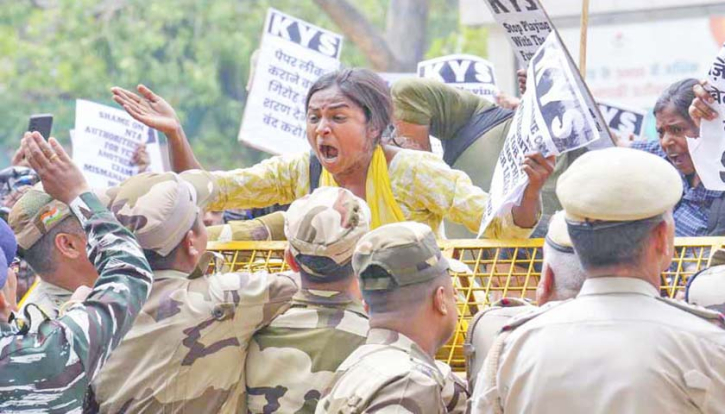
[
  {"xmin": 246, "ymin": 289, "xmax": 369, "ymax": 414},
  {"xmin": 90, "ymin": 269, "xmax": 298, "ymax": 414},
  {"xmin": 316, "ymin": 328, "xmax": 447, "ymax": 414}
]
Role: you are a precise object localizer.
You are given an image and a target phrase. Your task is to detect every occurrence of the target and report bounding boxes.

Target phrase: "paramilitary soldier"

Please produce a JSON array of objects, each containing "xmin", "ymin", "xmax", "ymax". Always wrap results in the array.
[
  {"xmin": 0, "ymin": 132, "xmax": 154, "ymax": 412},
  {"xmin": 246, "ymin": 187, "xmax": 371, "ymax": 414},
  {"xmin": 317, "ymin": 221, "xmax": 459, "ymax": 414},
  {"xmin": 471, "ymin": 147, "xmax": 725, "ymax": 414},
  {"xmin": 87, "ymin": 170, "xmax": 299, "ymax": 413}
]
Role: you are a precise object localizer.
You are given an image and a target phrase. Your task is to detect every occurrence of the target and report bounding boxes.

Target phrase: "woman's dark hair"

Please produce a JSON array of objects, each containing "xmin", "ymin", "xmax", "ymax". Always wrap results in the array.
[
  {"xmin": 653, "ymin": 78, "xmax": 699, "ymax": 126},
  {"xmin": 305, "ymin": 68, "xmax": 392, "ymax": 142}
]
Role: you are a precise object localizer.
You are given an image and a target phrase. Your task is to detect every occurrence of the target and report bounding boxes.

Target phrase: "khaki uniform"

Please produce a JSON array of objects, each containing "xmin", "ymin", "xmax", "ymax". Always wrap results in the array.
[
  {"xmin": 471, "ymin": 277, "xmax": 725, "ymax": 414},
  {"xmin": 316, "ymin": 328, "xmax": 448, "ymax": 414},
  {"xmin": 465, "ymin": 298, "xmax": 533, "ymax": 391},
  {"xmin": 246, "ymin": 289, "xmax": 369, "ymax": 414},
  {"xmin": 89, "ymin": 269, "xmax": 298, "ymax": 413}
]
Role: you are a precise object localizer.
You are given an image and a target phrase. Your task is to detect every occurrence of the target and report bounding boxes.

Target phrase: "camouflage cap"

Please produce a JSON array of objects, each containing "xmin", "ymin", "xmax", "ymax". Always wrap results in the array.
[
  {"xmin": 110, "ymin": 170, "xmax": 217, "ymax": 256},
  {"xmin": 353, "ymin": 221, "xmax": 449, "ymax": 291},
  {"xmin": 285, "ymin": 187, "xmax": 370, "ymax": 271},
  {"xmin": 9, "ymin": 184, "xmax": 116, "ymax": 251}
]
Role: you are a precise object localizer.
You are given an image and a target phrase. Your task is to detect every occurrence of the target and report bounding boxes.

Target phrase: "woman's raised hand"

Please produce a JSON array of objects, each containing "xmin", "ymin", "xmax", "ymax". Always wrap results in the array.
[{"xmin": 111, "ymin": 85, "xmax": 180, "ymax": 135}]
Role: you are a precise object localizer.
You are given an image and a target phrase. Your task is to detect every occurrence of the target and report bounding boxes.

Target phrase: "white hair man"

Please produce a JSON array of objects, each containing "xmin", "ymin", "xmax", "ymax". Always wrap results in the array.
[{"xmin": 465, "ymin": 211, "xmax": 586, "ymax": 390}]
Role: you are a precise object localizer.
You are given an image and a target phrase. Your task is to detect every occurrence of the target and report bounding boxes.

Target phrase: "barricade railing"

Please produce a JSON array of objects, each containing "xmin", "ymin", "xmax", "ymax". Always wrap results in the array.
[{"xmin": 207, "ymin": 237, "xmax": 725, "ymax": 371}]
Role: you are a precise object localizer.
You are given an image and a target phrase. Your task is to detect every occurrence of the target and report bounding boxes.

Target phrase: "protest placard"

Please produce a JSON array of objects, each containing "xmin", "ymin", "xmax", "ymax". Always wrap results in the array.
[
  {"xmin": 417, "ymin": 54, "xmax": 499, "ymax": 102},
  {"xmin": 238, "ymin": 8, "xmax": 343, "ymax": 155},
  {"xmin": 72, "ymin": 100, "xmax": 165, "ymax": 188},
  {"xmin": 478, "ymin": 32, "xmax": 604, "ymax": 236},
  {"xmin": 688, "ymin": 43, "xmax": 725, "ymax": 191},
  {"xmin": 482, "ymin": 0, "xmax": 553, "ymax": 66},
  {"xmin": 598, "ymin": 100, "xmax": 647, "ymax": 138}
]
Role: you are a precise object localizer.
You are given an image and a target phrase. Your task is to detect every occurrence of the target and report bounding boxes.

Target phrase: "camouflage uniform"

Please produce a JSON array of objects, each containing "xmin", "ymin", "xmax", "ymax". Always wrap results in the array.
[
  {"xmin": 247, "ymin": 289, "xmax": 369, "ymax": 414},
  {"xmin": 317, "ymin": 222, "xmax": 462, "ymax": 414},
  {"xmin": 8, "ymin": 186, "xmax": 116, "ymax": 332},
  {"xmin": 87, "ymin": 171, "xmax": 299, "ymax": 413},
  {"xmin": 207, "ymin": 211, "xmax": 286, "ymax": 242},
  {"xmin": 247, "ymin": 187, "xmax": 372, "ymax": 414},
  {"xmin": 0, "ymin": 191, "xmax": 153, "ymax": 412}
]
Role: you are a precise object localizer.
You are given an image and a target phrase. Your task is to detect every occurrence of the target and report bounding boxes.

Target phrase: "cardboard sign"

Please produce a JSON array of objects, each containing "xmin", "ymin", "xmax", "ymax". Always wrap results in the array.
[
  {"xmin": 688, "ymin": 43, "xmax": 725, "ymax": 191},
  {"xmin": 417, "ymin": 54, "xmax": 499, "ymax": 101},
  {"xmin": 479, "ymin": 33, "xmax": 604, "ymax": 236},
  {"xmin": 238, "ymin": 8, "xmax": 343, "ymax": 155},
  {"xmin": 72, "ymin": 100, "xmax": 164, "ymax": 188}
]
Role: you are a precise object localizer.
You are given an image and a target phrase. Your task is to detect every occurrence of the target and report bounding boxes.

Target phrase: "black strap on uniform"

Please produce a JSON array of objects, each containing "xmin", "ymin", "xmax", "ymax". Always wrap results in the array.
[
  {"xmin": 442, "ymin": 106, "xmax": 514, "ymax": 167},
  {"xmin": 309, "ymin": 151, "xmax": 323, "ymax": 194}
]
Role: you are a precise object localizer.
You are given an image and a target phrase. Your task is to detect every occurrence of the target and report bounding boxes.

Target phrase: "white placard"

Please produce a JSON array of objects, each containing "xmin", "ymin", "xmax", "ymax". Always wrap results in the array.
[
  {"xmin": 482, "ymin": 0, "xmax": 552, "ymax": 66},
  {"xmin": 238, "ymin": 8, "xmax": 343, "ymax": 155},
  {"xmin": 417, "ymin": 54, "xmax": 499, "ymax": 102},
  {"xmin": 688, "ymin": 43, "xmax": 725, "ymax": 191},
  {"xmin": 598, "ymin": 100, "xmax": 647, "ymax": 138},
  {"xmin": 72, "ymin": 100, "xmax": 164, "ymax": 188},
  {"xmin": 478, "ymin": 33, "xmax": 603, "ymax": 236}
]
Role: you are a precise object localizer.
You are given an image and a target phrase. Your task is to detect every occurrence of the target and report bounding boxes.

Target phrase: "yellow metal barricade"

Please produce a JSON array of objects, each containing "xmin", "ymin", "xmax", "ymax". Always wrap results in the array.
[{"xmin": 208, "ymin": 237, "xmax": 725, "ymax": 371}]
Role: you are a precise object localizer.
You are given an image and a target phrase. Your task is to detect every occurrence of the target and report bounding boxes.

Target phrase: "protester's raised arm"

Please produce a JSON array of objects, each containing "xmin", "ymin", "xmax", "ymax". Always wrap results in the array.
[{"xmin": 112, "ymin": 85, "xmax": 202, "ymax": 172}]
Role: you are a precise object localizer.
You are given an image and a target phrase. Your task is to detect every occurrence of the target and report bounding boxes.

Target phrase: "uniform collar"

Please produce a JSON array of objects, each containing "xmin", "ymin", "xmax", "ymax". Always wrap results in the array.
[
  {"xmin": 577, "ymin": 277, "xmax": 659, "ymax": 298},
  {"xmin": 153, "ymin": 269, "xmax": 191, "ymax": 281},
  {"xmin": 36, "ymin": 280, "xmax": 73, "ymax": 298},
  {"xmin": 366, "ymin": 328, "xmax": 436, "ymax": 364},
  {"xmin": 366, "ymin": 328, "xmax": 444, "ymax": 384},
  {"xmin": 292, "ymin": 288, "xmax": 364, "ymax": 312}
]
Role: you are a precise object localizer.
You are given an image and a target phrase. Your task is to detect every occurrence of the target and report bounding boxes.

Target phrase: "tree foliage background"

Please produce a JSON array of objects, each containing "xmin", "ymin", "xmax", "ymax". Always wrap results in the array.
[{"xmin": 0, "ymin": 0, "xmax": 487, "ymax": 169}]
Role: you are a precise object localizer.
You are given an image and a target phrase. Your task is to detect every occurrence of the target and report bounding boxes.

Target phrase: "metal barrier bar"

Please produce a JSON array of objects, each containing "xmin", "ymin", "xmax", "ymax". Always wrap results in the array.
[{"xmin": 207, "ymin": 237, "xmax": 725, "ymax": 371}]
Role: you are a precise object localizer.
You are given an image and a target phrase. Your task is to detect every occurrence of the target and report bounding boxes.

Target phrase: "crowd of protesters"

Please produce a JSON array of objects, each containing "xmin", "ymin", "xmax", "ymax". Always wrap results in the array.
[{"xmin": 0, "ymin": 52, "xmax": 724, "ymax": 414}]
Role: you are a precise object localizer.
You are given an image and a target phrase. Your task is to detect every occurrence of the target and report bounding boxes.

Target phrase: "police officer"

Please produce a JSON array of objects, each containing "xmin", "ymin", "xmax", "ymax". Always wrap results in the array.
[
  {"xmin": 0, "ymin": 132, "xmax": 154, "ymax": 412},
  {"xmin": 471, "ymin": 147, "xmax": 725, "ymax": 414},
  {"xmin": 317, "ymin": 221, "xmax": 459, "ymax": 414},
  {"xmin": 246, "ymin": 187, "xmax": 371, "ymax": 414},
  {"xmin": 465, "ymin": 210, "xmax": 586, "ymax": 390},
  {"xmin": 87, "ymin": 171, "xmax": 299, "ymax": 413}
]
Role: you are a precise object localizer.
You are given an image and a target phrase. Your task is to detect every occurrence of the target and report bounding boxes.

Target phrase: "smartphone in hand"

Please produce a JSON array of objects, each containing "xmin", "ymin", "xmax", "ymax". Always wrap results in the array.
[{"xmin": 27, "ymin": 114, "xmax": 53, "ymax": 139}]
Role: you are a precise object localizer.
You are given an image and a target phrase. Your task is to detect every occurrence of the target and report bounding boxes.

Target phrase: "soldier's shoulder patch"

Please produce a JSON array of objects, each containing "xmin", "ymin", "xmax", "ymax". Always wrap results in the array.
[{"xmin": 656, "ymin": 296, "xmax": 725, "ymax": 329}]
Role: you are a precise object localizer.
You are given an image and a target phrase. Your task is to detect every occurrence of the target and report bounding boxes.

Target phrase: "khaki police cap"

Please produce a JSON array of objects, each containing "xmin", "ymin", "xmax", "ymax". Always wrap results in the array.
[
  {"xmin": 557, "ymin": 147, "xmax": 682, "ymax": 223},
  {"xmin": 10, "ymin": 184, "xmax": 116, "ymax": 251},
  {"xmin": 686, "ymin": 265, "xmax": 725, "ymax": 310},
  {"xmin": 353, "ymin": 221, "xmax": 449, "ymax": 291},
  {"xmin": 545, "ymin": 211, "xmax": 573, "ymax": 252},
  {"xmin": 110, "ymin": 170, "xmax": 217, "ymax": 256},
  {"xmin": 285, "ymin": 187, "xmax": 370, "ymax": 267}
]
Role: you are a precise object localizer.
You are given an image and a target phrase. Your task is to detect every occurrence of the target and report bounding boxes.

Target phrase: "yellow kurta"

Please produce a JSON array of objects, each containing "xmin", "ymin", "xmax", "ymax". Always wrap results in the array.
[{"xmin": 209, "ymin": 149, "xmax": 534, "ymax": 239}]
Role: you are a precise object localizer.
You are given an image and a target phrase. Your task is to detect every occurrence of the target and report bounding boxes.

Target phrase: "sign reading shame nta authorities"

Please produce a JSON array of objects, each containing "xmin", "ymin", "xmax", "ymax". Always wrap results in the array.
[
  {"xmin": 479, "ymin": 33, "xmax": 605, "ymax": 237},
  {"xmin": 239, "ymin": 8, "xmax": 343, "ymax": 155},
  {"xmin": 417, "ymin": 54, "xmax": 499, "ymax": 102},
  {"xmin": 73, "ymin": 100, "xmax": 165, "ymax": 188},
  {"xmin": 483, "ymin": 0, "xmax": 552, "ymax": 66},
  {"xmin": 688, "ymin": 43, "xmax": 725, "ymax": 191},
  {"xmin": 598, "ymin": 101, "xmax": 647, "ymax": 138}
]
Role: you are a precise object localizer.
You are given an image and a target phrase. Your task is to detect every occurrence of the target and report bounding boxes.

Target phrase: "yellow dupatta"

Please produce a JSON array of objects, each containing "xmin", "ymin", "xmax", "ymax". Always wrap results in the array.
[{"xmin": 319, "ymin": 146, "xmax": 405, "ymax": 229}]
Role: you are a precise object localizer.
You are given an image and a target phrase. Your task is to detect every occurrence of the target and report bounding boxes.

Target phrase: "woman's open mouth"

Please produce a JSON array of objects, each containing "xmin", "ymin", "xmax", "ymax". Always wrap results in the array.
[{"xmin": 319, "ymin": 144, "xmax": 339, "ymax": 162}]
